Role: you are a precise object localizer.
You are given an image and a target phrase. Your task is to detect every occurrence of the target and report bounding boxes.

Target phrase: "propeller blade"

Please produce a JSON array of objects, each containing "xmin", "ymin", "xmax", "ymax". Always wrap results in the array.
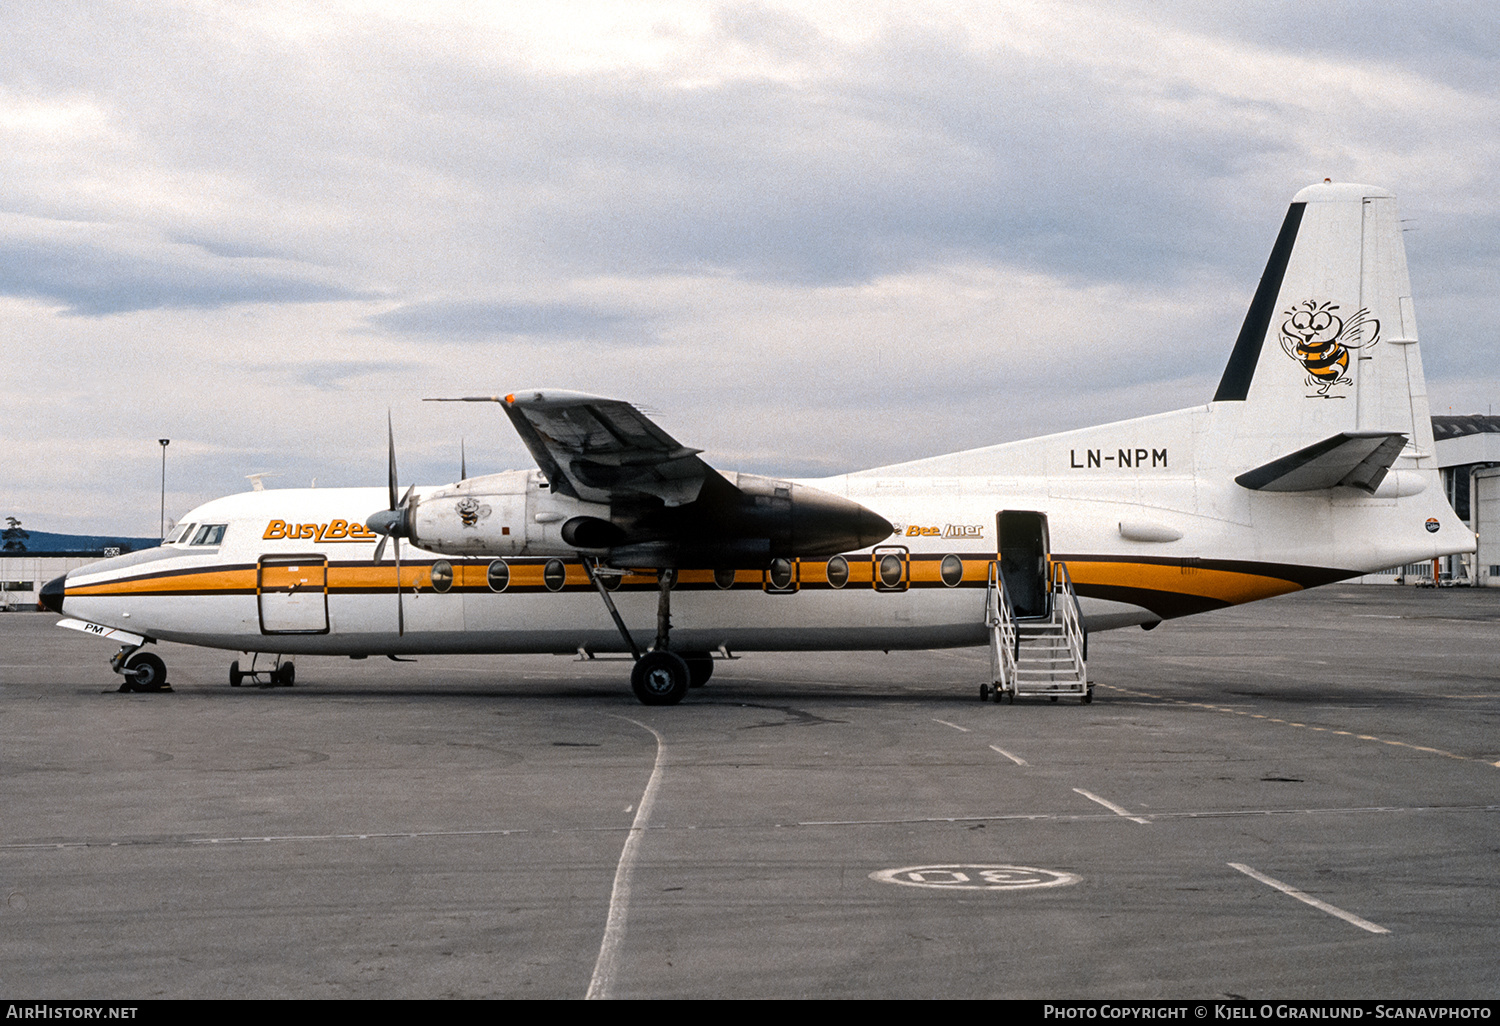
[
  {"xmin": 387, "ymin": 412, "xmax": 399, "ymax": 512},
  {"xmin": 394, "ymin": 536, "xmax": 404, "ymax": 636},
  {"xmin": 460, "ymin": 438, "xmax": 466, "ymax": 481},
  {"xmin": 378, "ymin": 411, "xmax": 409, "ymax": 635}
]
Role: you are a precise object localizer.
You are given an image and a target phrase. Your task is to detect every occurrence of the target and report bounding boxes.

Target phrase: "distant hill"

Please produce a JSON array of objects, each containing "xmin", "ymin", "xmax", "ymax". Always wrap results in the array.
[{"xmin": 1, "ymin": 524, "xmax": 159, "ymax": 557}]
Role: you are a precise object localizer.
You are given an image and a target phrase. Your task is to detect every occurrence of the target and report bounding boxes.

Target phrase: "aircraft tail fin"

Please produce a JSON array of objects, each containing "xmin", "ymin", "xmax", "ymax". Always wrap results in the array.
[{"xmin": 1211, "ymin": 182, "xmax": 1436, "ymax": 470}]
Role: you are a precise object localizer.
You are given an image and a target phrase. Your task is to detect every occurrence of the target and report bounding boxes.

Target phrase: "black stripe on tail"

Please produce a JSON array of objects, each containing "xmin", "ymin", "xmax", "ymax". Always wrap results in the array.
[{"xmin": 1213, "ymin": 202, "xmax": 1307, "ymax": 402}]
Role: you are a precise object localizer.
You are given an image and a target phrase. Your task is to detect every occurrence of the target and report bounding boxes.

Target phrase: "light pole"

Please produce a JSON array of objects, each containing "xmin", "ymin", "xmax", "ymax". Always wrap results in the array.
[{"xmin": 159, "ymin": 439, "xmax": 170, "ymax": 542}]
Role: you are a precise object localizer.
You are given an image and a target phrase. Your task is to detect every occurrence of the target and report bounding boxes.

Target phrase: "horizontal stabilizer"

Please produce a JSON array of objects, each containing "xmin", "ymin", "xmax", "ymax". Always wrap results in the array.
[{"xmin": 1235, "ymin": 431, "xmax": 1407, "ymax": 493}]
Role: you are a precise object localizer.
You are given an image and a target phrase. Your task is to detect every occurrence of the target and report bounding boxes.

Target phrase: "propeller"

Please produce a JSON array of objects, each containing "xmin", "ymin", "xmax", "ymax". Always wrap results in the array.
[{"xmin": 367, "ymin": 413, "xmax": 416, "ymax": 635}]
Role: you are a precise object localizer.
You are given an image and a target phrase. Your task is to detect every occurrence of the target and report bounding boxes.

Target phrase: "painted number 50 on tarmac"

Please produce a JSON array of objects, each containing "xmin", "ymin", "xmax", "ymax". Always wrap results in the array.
[{"xmin": 870, "ymin": 865, "xmax": 1080, "ymax": 890}]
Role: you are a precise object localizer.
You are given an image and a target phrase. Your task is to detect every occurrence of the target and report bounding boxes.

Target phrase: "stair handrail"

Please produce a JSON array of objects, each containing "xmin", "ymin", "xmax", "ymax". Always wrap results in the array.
[
  {"xmin": 986, "ymin": 560, "xmax": 1019, "ymax": 693},
  {"xmin": 1050, "ymin": 559, "xmax": 1088, "ymax": 680}
]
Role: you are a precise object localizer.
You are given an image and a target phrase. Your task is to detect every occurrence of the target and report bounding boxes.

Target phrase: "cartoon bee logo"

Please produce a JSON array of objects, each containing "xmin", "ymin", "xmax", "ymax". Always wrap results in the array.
[
  {"xmin": 1279, "ymin": 299, "xmax": 1379, "ymax": 398},
  {"xmin": 455, "ymin": 496, "xmax": 491, "ymax": 528}
]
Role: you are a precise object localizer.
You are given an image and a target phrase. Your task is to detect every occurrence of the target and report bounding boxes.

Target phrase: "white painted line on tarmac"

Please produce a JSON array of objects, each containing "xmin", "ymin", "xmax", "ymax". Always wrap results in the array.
[
  {"xmin": 931, "ymin": 718, "xmax": 970, "ymax": 732},
  {"xmin": 1228, "ymin": 862, "xmax": 1390, "ymax": 935},
  {"xmin": 989, "ymin": 744, "xmax": 1028, "ymax": 766},
  {"xmin": 1073, "ymin": 787, "xmax": 1150, "ymax": 824},
  {"xmin": 9, "ymin": 805, "xmax": 1493, "ymax": 853},
  {"xmin": 587, "ymin": 716, "xmax": 666, "ymax": 1001},
  {"xmin": 1098, "ymin": 683, "xmax": 1494, "ymax": 768}
]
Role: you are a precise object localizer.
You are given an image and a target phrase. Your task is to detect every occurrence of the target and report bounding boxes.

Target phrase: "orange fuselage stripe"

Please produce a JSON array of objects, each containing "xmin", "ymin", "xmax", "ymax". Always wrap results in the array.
[{"xmin": 64, "ymin": 555, "xmax": 1304, "ymax": 607}]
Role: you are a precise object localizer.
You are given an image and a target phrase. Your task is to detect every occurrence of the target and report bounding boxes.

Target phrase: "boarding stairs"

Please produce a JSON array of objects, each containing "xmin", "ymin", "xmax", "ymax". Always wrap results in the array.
[{"xmin": 984, "ymin": 560, "xmax": 1091, "ymax": 704}]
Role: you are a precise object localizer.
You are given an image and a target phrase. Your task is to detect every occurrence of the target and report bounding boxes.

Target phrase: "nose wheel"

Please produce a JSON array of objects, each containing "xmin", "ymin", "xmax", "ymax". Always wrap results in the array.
[{"xmin": 115, "ymin": 650, "xmax": 169, "ymax": 693}]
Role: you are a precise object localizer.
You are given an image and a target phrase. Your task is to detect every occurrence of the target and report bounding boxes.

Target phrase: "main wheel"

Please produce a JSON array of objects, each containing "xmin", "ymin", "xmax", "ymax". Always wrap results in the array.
[
  {"xmin": 274, "ymin": 661, "xmax": 296, "ymax": 686},
  {"xmin": 682, "ymin": 652, "xmax": 714, "ymax": 688},
  {"xmin": 229, "ymin": 660, "xmax": 243, "ymax": 687},
  {"xmin": 125, "ymin": 652, "xmax": 168, "ymax": 692},
  {"xmin": 631, "ymin": 651, "xmax": 690, "ymax": 706}
]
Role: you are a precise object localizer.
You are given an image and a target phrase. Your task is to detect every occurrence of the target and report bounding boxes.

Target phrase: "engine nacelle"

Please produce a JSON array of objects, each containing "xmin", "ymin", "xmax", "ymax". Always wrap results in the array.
[
  {"xmin": 398, "ymin": 468, "xmax": 893, "ymax": 565},
  {"xmin": 408, "ymin": 470, "xmax": 611, "ymax": 557}
]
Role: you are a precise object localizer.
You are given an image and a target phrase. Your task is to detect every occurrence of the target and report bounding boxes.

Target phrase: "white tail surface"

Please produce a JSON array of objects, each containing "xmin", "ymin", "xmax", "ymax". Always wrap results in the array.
[
  {"xmin": 867, "ymin": 182, "xmax": 1439, "ymax": 486},
  {"xmin": 1212, "ymin": 181, "xmax": 1435, "ymax": 473}
]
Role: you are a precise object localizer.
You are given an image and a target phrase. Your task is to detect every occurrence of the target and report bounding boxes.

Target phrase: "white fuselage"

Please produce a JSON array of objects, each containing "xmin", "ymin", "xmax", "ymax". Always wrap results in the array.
[{"xmin": 57, "ymin": 399, "xmax": 1470, "ymax": 660}]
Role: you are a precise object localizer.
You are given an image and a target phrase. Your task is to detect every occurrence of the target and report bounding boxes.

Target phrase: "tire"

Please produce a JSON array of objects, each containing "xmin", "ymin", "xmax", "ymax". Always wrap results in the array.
[
  {"xmin": 979, "ymin": 683, "xmax": 990, "ymax": 702},
  {"xmin": 275, "ymin": 661, "xmax": 295, "ymax": 686},
  {"xmin": 125, "ymin": 652, "xmax": 167, "ymax": 692},
  {"xmin": 683, "ymin": 652, "xmax": 714, "ymax": 688},
  {"xmin": 630, "ymin": 651, "xmax": 690, "ymax": 706},
  {"xmin": 229, "ymin": 661, "xmax": 243, "ymax": 687}
]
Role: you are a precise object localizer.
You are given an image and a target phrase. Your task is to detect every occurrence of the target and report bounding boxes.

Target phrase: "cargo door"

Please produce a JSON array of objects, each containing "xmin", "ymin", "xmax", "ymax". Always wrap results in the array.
[{"xmin": 258, "ymin": 555, "xmax": 329, "ymax": 634}]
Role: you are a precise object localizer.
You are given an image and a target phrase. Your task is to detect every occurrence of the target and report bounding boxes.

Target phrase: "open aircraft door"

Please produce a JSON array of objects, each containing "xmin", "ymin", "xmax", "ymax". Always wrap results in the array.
[
  {"xmin": 997, "ymin": 511, "xmax": 1050, "ymax": 619},
  {"xmin": 257, "ymin": 555, "xmax": 329, "ymax": 635}
]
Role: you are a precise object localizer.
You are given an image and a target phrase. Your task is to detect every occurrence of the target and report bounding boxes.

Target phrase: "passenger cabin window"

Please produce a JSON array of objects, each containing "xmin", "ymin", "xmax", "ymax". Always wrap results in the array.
[{"xmin": 191, "ymin": 524, "xmax": 227, "ymax": 546}]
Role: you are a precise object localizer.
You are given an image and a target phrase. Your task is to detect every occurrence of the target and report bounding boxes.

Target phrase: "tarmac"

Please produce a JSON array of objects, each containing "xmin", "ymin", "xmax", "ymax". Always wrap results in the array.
[{"xmin": 1, "ymin": 584, "xmax": 1497, "ymax": 999}]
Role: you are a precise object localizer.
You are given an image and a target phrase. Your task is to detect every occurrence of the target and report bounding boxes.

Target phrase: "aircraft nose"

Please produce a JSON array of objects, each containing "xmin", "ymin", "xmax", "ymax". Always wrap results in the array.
[{"xmin": 39, "ymin": 574, "xmax": 66, "ymax": 614}]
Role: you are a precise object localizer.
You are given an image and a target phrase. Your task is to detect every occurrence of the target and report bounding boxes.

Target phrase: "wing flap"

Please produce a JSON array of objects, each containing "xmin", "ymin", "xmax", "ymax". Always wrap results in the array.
[
  {"xmin": 1235, "ymin": 431, "xmax": 1407, "ymax": 493},
  {"xmin": 502, "ymin": 389, "xmax": 710, "ymax": 505}
]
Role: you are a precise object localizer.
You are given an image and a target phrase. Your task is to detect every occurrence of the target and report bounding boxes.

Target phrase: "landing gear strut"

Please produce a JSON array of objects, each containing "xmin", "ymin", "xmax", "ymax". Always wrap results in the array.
[{"xmin": 586, "ymin": 560, "xmax": 702, "ymax": 706}]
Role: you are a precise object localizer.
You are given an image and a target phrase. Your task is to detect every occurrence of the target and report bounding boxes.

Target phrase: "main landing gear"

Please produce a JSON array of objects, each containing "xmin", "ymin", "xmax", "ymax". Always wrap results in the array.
[
  {"xmin": 110, "ymin": 645, "xmax": 170, "ymax": 693},
  {"xmin": 587, "ymin": 560, "xmax": 715, "ymax": 707},
  {"xmin": 229, "ymin": 654, "xmax": 296, "ymax": 688}
]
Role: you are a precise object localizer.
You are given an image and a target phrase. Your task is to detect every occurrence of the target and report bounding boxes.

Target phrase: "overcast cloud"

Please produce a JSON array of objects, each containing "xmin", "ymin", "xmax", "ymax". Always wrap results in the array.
[{"xmin": 3, "ymin": 0, "xmax": 1497, "ymax": 534}]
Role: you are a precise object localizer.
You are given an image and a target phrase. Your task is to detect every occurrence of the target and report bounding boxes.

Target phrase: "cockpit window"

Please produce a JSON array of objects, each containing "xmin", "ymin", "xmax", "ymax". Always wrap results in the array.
[
  {"xmin": 190, "ymin": 524, "xmax": 227, "ymax": 546},
  {"xmin": 166, "ymin": 523, "xmax": 194, "ymax": 545}
]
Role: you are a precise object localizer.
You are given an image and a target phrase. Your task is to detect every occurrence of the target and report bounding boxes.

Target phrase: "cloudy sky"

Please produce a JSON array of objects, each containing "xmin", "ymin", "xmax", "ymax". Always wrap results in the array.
[{"xmin": 3, "ymin": 0, "xmax": 1497, "ymax": 536}]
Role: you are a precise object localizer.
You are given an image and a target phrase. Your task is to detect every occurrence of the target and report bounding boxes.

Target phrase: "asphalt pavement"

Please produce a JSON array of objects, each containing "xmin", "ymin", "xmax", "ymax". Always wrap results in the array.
[{"xmin": 1, "ymin": 585, "xmax": 1496, "ymax": 998}]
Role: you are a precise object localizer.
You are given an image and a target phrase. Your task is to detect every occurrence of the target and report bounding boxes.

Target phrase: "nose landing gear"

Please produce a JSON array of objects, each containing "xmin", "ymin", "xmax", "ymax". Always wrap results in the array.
[{"xmin": 111, "ymin": 646, "xmax": 170, "ymax": 693}]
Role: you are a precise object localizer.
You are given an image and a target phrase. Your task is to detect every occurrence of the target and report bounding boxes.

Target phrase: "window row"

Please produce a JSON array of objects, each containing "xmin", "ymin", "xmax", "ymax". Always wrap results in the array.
[{"xmin": 425, "ymin": 553, "xmax": 970, "ymax": 594}]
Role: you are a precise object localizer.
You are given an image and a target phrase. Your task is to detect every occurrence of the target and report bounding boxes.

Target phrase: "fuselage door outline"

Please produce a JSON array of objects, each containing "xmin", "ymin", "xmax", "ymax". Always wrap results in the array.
[
  {"xmin": 997, "ymin": 511, "xmax": 1051, "ymax": 619},
  {"xmin": 257, "ymin": 554, "xmax": 330, "ymax": 635}
]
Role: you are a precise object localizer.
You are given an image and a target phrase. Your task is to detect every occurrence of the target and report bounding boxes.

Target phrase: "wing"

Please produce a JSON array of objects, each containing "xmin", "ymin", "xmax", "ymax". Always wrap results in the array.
[
  {"xmin": 501, "ymin": 389, "xmax": 710, "ymax": 506},
  {"xmin": 423, "ymin": 389, "xmax": 894, "ymax": 561}
]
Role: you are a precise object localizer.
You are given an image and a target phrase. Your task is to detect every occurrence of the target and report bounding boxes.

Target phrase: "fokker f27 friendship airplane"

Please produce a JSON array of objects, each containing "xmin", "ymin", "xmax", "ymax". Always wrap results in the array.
[{"xmin": 43, "ymin": 182, "xmax": 1473, "ymax": 704}]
